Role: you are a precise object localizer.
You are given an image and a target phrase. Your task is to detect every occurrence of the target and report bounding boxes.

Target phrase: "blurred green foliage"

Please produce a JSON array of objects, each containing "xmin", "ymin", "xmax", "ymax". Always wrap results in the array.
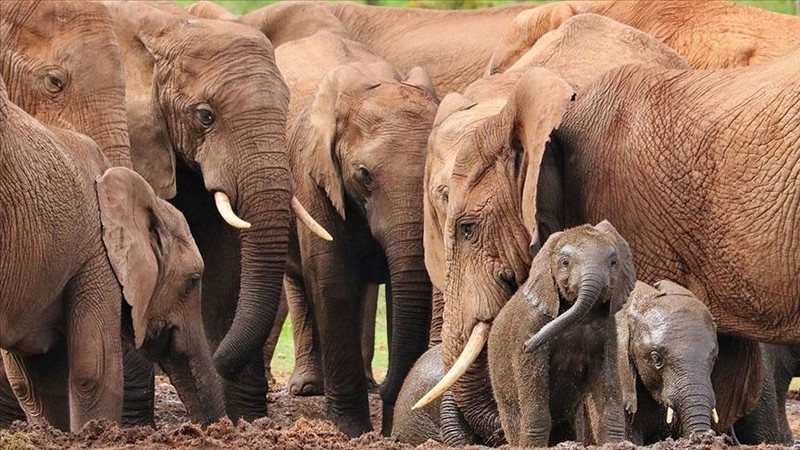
[{"xmin": 173, "ymin": 0, "xmax": 797, "ymax": 15}]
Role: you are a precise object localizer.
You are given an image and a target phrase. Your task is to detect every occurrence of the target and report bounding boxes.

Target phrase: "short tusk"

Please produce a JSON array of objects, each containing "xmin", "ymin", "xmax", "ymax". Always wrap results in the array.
[
  {"xmin": 711, "ymin": 408, "xmax": 719, "ymax": 424},
  {"xmin": 291, "ymin": 196, "xmax": 333, "ymax": 241},
  {"xmin": 666, "ymin": 406, "xmax": 674, "ymax": 424},
  {"xmin": 412, "ymin": 321, "xmax": 491, "ymax": 411},
  {"xmin": 214, "ymin": 192, "xmax": 251, "ymax": 229}
]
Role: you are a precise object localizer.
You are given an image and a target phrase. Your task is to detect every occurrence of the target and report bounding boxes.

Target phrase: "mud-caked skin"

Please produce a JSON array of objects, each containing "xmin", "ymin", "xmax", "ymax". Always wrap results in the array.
[
  {"xmin": 618, "ymin": 281, "xmax": 726, "ymax": 444},
  {"xmin": 733, "ymin": 344, "xmax": 800, "ymax": 445},
  {"xmin": 488, "ymin": 222, "xmax": 636, "ymax": 447}
]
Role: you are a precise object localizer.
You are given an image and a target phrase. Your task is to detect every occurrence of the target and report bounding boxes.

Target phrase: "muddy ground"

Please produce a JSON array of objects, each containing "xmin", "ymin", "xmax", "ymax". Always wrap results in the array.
[{"xmin": 1, "ymin": 376, "xmax": 797, "ymax": 449}]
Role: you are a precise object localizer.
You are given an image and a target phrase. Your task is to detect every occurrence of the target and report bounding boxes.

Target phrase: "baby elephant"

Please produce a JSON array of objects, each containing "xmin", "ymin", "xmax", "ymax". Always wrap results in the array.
[
  {"xmin": 617, "ymin": 280, "xmax": 719, "ymax": 444},
  {"xmin": 489, "ymin": 221, "xmax": 636, "ymax": 447}
]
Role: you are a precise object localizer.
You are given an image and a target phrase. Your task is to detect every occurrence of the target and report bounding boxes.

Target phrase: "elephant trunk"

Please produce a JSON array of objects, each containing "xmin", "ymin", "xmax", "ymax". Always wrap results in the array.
[
  {"xmin": 161, "ymin": 324, "xmax": 226, "ymax": 425},
  {"xmin": 524, "ymin": 271, "xmax": 605, "ymax": 352},
  {"xmin": 379, "ymin": 222, "xmax": 432, "ymax": 433},
  {"xmin": 212, "ymin": 139, "xmax": 292, "ymax": 380},
  {"xmin": 80, "ymin": 101, "xmax": 132, "ymax": 169},
  {"xmin": 672, "ymin": 380, "xmax": 716, "ymax": 437},
  {"xmin": 451, "ymin": 349, "xmax": 504, "ymax": 445}
]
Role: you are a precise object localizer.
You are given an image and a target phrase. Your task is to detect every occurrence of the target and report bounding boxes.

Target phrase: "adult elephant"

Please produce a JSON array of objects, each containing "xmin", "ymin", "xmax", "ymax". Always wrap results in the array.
[
  {"xmin": 241, "ymin": 1, "xmax": 535, "ymax": 95},
  {"xmin": 270, "ymin": 30, "xmax": 438, "ymax": 436},
  {"xmin": 105, "ymin": 2, "xmax": 327, "ymax": 421},
  {"xmin": 416, "ymin": 14, "xmax": 699, "ymax": 444},
  {"xmin": 488, "ymin": 0, "xmax": 800, "ymax": 74}
]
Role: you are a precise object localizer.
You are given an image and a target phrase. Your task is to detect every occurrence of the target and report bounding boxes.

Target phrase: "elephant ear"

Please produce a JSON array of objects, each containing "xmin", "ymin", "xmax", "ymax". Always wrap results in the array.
[
  {"xmin": 490, "ymin": 68, "xmax": 575, "ymax": 239},
  {"xmin": 306, "ymin": 64, "xmax": 380, "ymax": 219},
  {"xmin": 595, "ymin": 220, "xmax": 636, "ymax": 312},
  {"xmin": 108, "ymin": 1, "xmax": 181, "ymax": 61},
  {"xmin": 402, "ymin": 66, "xmax": 438, "ymax": 100},
  {"xmin": 186, "ymin": 1, "xmax": 238, "ymax": 21},
  {"xmin": 433, "ymin": 93, "xmax": 477, "ymax": 129},
  {"xmin": 520, "ymin": 231, "xmax": 563, "ymax": 319},
  {"xmin": 97, "ymin": 167, "xmax": 166, "ymax": 349},
  {"xmin": 711, "ymin": 334, "xmax": 764, "ymax": 430},
  {"xmin": 615, "ymin": 306, "xmax": 638, "ymax": 415}
]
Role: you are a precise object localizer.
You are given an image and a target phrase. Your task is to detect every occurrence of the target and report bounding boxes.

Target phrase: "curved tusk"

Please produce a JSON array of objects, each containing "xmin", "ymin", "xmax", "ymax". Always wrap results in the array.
[
  {"xmin": 711, "ymin": 408, "xmax": 719, "ymax": 424},
  {"xmin": 666, "ymin": 406, "xmax": 674, "ymax": 424},
  {"xmin": 412, "ymin": 321, "xmax": 491, "ymax": 411},
  {"xmin": 291, "ymin": 196, "xmax": 333, "ymax": 241},
  {"xmin": 214, "ymin": 192, "xmax": 251, "ymax": 229}
]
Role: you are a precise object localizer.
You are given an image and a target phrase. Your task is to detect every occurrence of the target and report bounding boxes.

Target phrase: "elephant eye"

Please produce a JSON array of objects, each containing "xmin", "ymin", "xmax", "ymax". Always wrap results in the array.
[
  {"xmin": 195, "ymin": 105, "xmax": 216, "ymax": 127},
  {"xmin": 559, "ymin": 257, "xmax": 570, "ymax": 268},
  {"xmin": 183, "ymin": 273, "xmax": 201, "ymax": 296},
  {"xmin": 44, "ymin": 72, "xmax": 66, "ymax": 94},
  {"xmin": 649, "ymin": 351, "xmax": 663, "ymax": 369},
  {"xmin": 355, "ymin": 165, "xmax": 373, "ymax": 188},
  {"xmin": 458, "ymin": 220, "xmax": 477, "ymax": 242}
]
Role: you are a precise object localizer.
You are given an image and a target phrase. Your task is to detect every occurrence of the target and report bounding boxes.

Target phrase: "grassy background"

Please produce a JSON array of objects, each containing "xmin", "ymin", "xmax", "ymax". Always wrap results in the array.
[{"xmin": 174, "ymin": 0, "xmax": 798, "ymax": 382}]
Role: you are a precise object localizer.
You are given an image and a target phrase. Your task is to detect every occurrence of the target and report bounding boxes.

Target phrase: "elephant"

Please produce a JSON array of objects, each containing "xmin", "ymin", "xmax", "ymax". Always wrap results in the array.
[
  {"xmin": 488, "ymin": 0, "xmax": 800, "ymax": 75},
  {"xmin": 618, "ymin": 280, "xmax": 722, "ymax": 444},
  {"xmin": 487, "ymin": 221, "xmax": 635, "ymax": 447},
  {"xmin": 417, "ymin": 14, "xmax": 690, "ymax": 444},
  {"xmin": 240, "ymin": 1, "xmax": 537, "ymax": 95},
  {"xmin": 266, "ymin": 29, "xmax": 438, "ymax": 436},
  {"xmin": 733, "ymin": 344, "xmax": 800, "ymax": 445},
  {"xmin": 104, "ymin": 2, "xmax": 329, "ymax": 422},
  {"xmin": 0, "ymin": 77, "xmax": 125, "ymax": 431}
]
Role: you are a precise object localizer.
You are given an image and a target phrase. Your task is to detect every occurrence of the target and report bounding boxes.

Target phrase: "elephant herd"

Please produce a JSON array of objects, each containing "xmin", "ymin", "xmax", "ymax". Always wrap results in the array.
[{"xmin": 1, "ymin": 0, "xmax": 800, "ymax": 448}]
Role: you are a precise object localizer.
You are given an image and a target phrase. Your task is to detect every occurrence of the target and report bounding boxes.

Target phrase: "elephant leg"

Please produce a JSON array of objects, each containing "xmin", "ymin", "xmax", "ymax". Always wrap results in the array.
[
  {"xmin": 307, "ymin": 256, "xmax": 371, "ymax": 436},
  {"xmin": 65, "ymin": 255, "xmax": 124, "ymax": 430},
  {"xmin": 585, "ymin": 349, "xmax": 625, "ymax": 444},
  {"xmin": 515, "ymin": 353, "xmax": 550, "ymax": 447},
  {"xmin": 0, "ymin": 359, "xmax": 26, "ymax": 428},
  {"xmin": 285, "ymin": 273, "xmax": 324, "ymax": 396},
  {"xmin": 122, "ymin": 342, "xmax": 155, "ymax": 427},
  {"xmin": 223, "ymin": 351, "xmax": 267, "ymax": 421},
  {"xmin": 360, "ymin": 283, "xmax": 379, "ymax": 392},
  {"xmin": 429, "ymin": 287, "xmax": 444, "ymax": 347},
  {"xmin": 3, "ymin": 348, "xmax": 70, "ymax": 430},
  {"xmin": 263, "ymin": 289, "xmax": 289, "ymax": 386}
]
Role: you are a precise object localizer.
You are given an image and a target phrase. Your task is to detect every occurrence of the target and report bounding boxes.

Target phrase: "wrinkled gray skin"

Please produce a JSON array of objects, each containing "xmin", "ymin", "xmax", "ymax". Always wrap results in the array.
[
  {"xmin": 488, "ymin": 222, "xmax": 635, "ymax": 447},
  {"xmin": 733, "ymin": 344, "xmax": 800, "ymax": 445},
  {"xmin": 617, "ymin": 280, "xmax": 718, "ymax": 444}
]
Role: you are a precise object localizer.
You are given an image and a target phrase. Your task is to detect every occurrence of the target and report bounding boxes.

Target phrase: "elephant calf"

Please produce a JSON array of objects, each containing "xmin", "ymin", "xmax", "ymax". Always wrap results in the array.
[{"xmin": 488, "ymin": 221, "xmax": 636, "ymax": 447}]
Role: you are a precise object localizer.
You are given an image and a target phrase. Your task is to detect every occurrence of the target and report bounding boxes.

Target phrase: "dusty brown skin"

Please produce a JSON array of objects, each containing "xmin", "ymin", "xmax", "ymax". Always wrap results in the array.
[
  {"xmin": 272, "ymin": 30, "xmax": 438, "ymax": 437},
  {"xmin": 488, "ymin": 0, "xmax": 800, "ymax": 75},
  {"xmin": 0, "ymin": 77, "xmax": 124, "ymax": 431},
  {"xmin": 423, "ymin": 15, "xmax": 690, "ymax": 444},
  {"xmin": 105, "ymin": 2, "xmax": 294, "ymax": 422},
  {"xmin": 241, "ymin": 1, "xmax": 536, "ymax": 95},
  {"xmin": 488, "ymin": 222, "xmax": 634, "ymax": 447}
]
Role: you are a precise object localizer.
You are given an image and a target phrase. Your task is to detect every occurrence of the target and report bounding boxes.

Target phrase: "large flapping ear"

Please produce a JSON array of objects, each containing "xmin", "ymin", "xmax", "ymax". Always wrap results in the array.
[
  {"xmin": 402, "ymin": 66, "xmax": 438, "ymax": 101},
  {"xmin": 186, "ymin": 1, "xmax": 237, "ymax": 21},
  {"xmin": 307, "ymin": 64, "xmax": 380, "ymax": 219},
  {"xmin": 711, "ymin": 334, "xmax": 764, "ymax": 431},
  {"xmin": 97, "ymin": 167, "xmax": 163, "ymax": 349},
  {"xmin": 520, "ymin": 230, "xmax": 564, "ymax": 319},
  {"xmin": 616, "ymin": 306, "xmax": 637, "ymax": 414},
  {"xmin": 486, "ymin": 2, "xmax": 584, "ymax": 76},
  {"xmin": 595, "ymin": 220, "xmax": 636, "ymax": 311},
  {"xmin": 494, "ymin": 68, "xmax": 575, "ymax": 236}
]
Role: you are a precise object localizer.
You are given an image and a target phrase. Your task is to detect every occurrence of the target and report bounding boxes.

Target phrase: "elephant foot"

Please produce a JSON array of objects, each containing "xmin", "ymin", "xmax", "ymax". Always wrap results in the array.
[
  {"xmin": 327, "ymin": 400, "xmax": 372, "ymax": 437},
  {"xmin": 287, "ymin": 365, "xmax": 324, "ymax": 396}
]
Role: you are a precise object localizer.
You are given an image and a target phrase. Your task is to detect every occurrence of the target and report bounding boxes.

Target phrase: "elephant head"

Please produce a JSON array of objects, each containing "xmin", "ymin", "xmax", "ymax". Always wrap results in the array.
[
  {"xmin": 619, "ymin": 280, "xmax": 764, "ymax": 436},
  {"xmin": 105, "ymin": 2, "xmax": 329, "ymax": 379},
  {"xmin": 97, "ymin": 167, "xmax": 225, "ymax": 425},
  {"xmin": 0, "ymin": 0, "xmax": 131, "ymax": 168},
  {"xmin": 293, "ymin": 60, "xmax": 439, "ymax": 403}
]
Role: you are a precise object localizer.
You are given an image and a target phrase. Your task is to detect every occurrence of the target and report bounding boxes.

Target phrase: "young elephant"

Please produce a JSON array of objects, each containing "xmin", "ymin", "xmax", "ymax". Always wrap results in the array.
[
  {"xmin": 617, "ymin": 280, "xmax": 719, "ymax": 444},
  {"xmin": 488, "ymin": 221, "xmax": 636, "ymax": 447}
]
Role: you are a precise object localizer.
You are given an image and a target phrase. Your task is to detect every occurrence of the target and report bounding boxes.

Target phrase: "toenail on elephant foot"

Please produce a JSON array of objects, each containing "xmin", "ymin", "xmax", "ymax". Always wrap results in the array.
[{"xmin": 287, "ymin": 368, "xmax": 324, "ymax": 396}]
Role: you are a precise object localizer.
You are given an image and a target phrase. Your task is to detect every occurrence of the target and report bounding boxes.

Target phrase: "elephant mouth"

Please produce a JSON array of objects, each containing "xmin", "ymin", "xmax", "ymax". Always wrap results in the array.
[{"xmin": 139, "ymin": 322, "xmax": 176, "ymax": 361}]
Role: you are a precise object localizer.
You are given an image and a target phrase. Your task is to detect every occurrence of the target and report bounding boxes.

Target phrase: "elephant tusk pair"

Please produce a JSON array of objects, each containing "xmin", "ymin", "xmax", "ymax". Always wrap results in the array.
[
  {"xmin": 664, "ymin": 406, "xmax": 719, "ymax": 425},
  {"xmin": 214, "ymin": 192, "xmax": 333, "ymax": 241},
  {"xmin": 412, "ymin": 321, "xmax": 491, "ymax": 411}
]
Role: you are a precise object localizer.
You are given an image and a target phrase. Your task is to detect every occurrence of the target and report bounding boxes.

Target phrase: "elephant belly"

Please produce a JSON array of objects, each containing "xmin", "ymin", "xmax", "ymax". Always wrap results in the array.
[{"xmin": 0, "ymin": 295, "xmax": 64, "ymax": 356}]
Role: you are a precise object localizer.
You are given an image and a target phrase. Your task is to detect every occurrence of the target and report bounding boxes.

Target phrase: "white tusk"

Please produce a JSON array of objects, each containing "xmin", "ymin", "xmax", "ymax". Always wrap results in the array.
[
  {"xmin": 711, "ymin": 408, "xmax": 719, "ymax": 424},
  {"xmin": 412, "ymin": 321, "xmax": 491, "ymax": 411},
  {"xmin": 666, "ymin": 406, "xmax": 674, "ymax": 424},
  {"xmin": 291, "ymin": 196, "xmax": 333, "ymax": 241},
  {"xmin": 214, "ymin": 192, "xmax": 251, "ymax": 229}
]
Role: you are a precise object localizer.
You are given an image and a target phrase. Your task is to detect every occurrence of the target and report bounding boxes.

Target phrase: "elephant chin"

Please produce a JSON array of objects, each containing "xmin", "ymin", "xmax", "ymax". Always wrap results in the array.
[{"xmin": 412, "ymin": 321, "xmax": 491, "ymax": 410}]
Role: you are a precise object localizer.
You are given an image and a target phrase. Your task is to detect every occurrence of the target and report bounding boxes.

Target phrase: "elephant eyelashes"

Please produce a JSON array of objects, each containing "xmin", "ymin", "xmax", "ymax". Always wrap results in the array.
[
  {"xmin": 44, "ymin": 72, "xmax": 66, "ymax": 94},
  {"xmin": 649, "ymin": 350, "xmax": 664, "ymax": 369},
  {"xmin": 194, "ymin": 105, "xmax": 215, "ymax": 127}
]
